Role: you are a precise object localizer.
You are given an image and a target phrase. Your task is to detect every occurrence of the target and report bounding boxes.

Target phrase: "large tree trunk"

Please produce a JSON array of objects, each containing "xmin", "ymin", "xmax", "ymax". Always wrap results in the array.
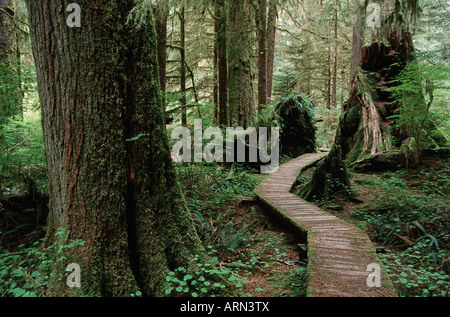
[
  {"xmin": 337, "ymin": 30, "xmax": 415, "ymax": 163},
  {"xmin": 26, "ymin": 0, "xmax": 205, "ymax": 297},
  {"xmin": 228, "ymin": 0, "xmax": 255, "ymax": 128}
]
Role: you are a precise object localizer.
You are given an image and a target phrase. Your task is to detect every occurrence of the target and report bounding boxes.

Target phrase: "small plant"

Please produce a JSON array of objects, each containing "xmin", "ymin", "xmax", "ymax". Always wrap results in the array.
[
  {"xmin": 350, "ymin": 165, "xmax": 449, "ymax": 297},
  {"xmin": 0, "ymin": 227, "xmax": 85, "ymax": 297},
  {"xmin": 380, "ymin": 244, "xmax": 449, "ymax": 297},
  {"xmin": 165, "ymin": 250, "xmax": 248, "ymax": 297}
]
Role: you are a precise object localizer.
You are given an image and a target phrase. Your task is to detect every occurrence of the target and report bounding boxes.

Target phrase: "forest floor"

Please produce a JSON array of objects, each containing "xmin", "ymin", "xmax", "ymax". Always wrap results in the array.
[
  {"xmin": 1, "ymin": 156, "xmax": 449, "ymax": 297},
  {"xmin": 298, "ymin": 156, "xmax": 450, "ymax": 297},
  {"xmin": 184, "ymin": 154, "xmax": 449, "ymax": 298}
]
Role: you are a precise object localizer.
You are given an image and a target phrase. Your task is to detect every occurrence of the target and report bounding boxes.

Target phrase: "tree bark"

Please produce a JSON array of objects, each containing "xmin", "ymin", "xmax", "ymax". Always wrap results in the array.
[
  {"xmin": 228, "ymin": 0, "xmax": 255, "ymax": 128},
  {"xmin": 26, "ymin": 0, "xmax": 205, "ymax": 297},
  {"xmin": 213, "ymin": 7, "xmax": 219, "ymax": 123},
  {"xmin": 350, "ymin": 0, "xmax": 365, "ymax": 86},
  {"xmin": 266, "ymin": 0, "xmax": 277, "ymax": 105},
  {"xmin": 337, "ymin": 32, "xmax": 415, "ymax": 164},
  {"xmin": 257, "ymin": 0, "xmax": 267, "ymax": 111},
  {"xmin": 155, "ymin": 1, "xmax": 168, "ymax": 95},
  {"xmin": 331, "ymin": 1, "xmax": 338, "ymax": 109},
  {"xmin": 0, "ymin": 0, "xmax": 22, "ymax": 126},
  {"xmin": 180, "ymin": 7, "xmax": 187, "ymax": 125},
  {"xmin": 301, "ymin": 1, "xmax": 418, "ymax": 201},
  {"xmin": 216, "ymin": 0, "xmax": 228, "ymax": 126},
  {"xmin": 155, "ymin": 1, "xmax": 169, "ymax": 100},
  {"xmin": 0, "ymin": 0, "xmax": 15, "ymax": 61}
]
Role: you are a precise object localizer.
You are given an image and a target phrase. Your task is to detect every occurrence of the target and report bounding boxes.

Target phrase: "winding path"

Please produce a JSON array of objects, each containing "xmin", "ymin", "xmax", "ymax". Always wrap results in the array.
[{"xmin": 254, "ymin": 153, "xmax": 396, "ymax": 297}]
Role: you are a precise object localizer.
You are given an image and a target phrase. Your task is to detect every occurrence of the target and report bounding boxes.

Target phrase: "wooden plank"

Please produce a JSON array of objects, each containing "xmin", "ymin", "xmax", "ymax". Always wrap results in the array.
[{"xmin": 254, "ymin": 152, "xmax": 396, "ymax": 297}]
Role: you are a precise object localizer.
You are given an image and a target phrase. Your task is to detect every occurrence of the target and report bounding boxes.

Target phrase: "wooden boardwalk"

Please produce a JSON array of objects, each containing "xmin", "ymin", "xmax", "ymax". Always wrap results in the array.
[{"xmin": 254, "ymin": 153, "xmax": 396, "ymax": 297}]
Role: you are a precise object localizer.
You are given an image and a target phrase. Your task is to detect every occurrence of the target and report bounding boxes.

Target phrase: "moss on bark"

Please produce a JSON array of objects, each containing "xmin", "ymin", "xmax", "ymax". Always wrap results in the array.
[{"xmin": 26, "ymin": 0, "xmax": 206, "ymax": 297}]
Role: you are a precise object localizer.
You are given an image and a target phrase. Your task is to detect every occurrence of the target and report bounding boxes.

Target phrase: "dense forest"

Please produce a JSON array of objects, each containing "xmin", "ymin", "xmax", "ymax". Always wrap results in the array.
[{"xmin": 0, "ymin": 0, "xmax": 449, "ymax": 302}]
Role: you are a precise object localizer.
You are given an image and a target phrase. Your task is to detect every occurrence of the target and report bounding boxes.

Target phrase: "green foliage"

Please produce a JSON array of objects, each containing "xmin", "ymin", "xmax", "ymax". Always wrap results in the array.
[
  {"xmin": 249, "ymin": 104, "xmax": 279, "ymax": 131},
  {"xmin": 0, "ymin": 58, "xmax": 43, "ymax": 193},
  {"xmin": 176, "ymin": 163, "xmax": 261, "ymax": 251},
  {"xmin": 0, "ymin": 227, "xmax": 85, "ymax": 297},
  {"xmin": 353, "ymin": 171, "xmax": 449, "ymax": 247},
  {"xmin": 0, "ymin": 113, "xmax": 46, "ymax": 193},
  {"xmin": 0, "ymin": 58, "xmax": 35, "ymax": 128},
  {"xmin": 386, "ymin": 61, "xmax": 450, "ymax": 165},
  {"xmin": 276, "ymin": 93, "xmax": 315, "ymax": 121},
  {"xmin": 165, "ymin": 251, "xmax": 248, "ymax": 297},
  {"xmin": 315, "ymin": 106, "xmax": 340, "ymax": 149},
  {"xmin": 351, "ymin": 164, "xmax": 449, "ymax": 297},
  {"xmin": 266, "ymin": 265, "xmax": 308, "ymax": 297},
  {"xmin": 174, "ymin": 160, "xmax": 308, "ymax": 297},
  {"xmin": 380, "ymin": 244, "xmax": 449, "ymax": 297}
]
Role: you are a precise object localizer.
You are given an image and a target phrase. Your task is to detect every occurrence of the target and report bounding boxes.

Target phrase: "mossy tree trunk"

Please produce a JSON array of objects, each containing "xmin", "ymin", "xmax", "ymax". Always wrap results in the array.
[
  {"xmin": 266, "ymin": 0, "xmax": 277, "ymax": 105},
  {"xmin": 155, "ymin": 1, "xmax": 169, "ymax": 110},
  {"xmin": 26, "ymin": 0, "xmax": 206, "ymax": 297},
  {"xmin": 0, "ymin": 0, "xmax": 23, "ymax": 126},
  {"xmin": 216, "ymin": 0, "xmax": 228, "ymax": 126},
  {"xmin": 179, "ymin": 6, "xmax": 187, "ymax": 126},
  {"xmin": 336, "ymin": 0, "xmax": 420, "ymax": 164},
  {"xmin": 298, "ymin": 144, "xmax": 352, "ymax": 201},
  {"xmin": 336, "ymin": 30, "xmax": 415, "ymax": 164},
  {"xmin": 257, "ymin": 0, "xmax": 267, "ymax": 112},
  {"xmin": 228, "ymin": 0, "xmax": 255, "ymax": 128}
]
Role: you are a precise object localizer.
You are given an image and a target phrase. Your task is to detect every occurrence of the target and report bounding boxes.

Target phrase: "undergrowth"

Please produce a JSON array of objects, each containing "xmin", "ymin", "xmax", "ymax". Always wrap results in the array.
[
  {"xmin": 0, "ymin": 227, "xmax": 84, "ymax": 297},
  {"xmin": 171, "ymin": 162, "xmax": 308, "ymax": 297},
  {"xmin": 349, "ymin": 160, "xmax": 450, "ymax": 297}
]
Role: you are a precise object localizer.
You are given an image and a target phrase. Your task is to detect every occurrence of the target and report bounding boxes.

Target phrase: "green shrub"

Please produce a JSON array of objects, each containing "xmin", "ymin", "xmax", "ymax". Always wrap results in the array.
[
  {"xmin": 0, "ymin": 227, "xmax": 85, "ymax": 297},
  {"xmin": 165, "ymin": 250, "xmax": 247, "ymax": 297}
]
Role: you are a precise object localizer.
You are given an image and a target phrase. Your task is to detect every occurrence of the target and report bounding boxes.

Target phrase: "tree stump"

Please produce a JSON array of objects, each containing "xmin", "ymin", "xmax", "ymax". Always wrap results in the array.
[{"xmin": 275, "ymin": 94, "xmax": 316, "ymax": 158}]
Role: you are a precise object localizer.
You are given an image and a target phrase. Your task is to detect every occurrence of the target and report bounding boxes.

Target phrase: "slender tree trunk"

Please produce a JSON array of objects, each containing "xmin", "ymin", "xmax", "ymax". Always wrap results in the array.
[
  {"xmin": 228, "ymin": 0, "xmax": 255, "ymax": 128},
  {"xmin": 26, "ymin": 0, "xmax": 205, "ymax": 297},
  {"xmin": 0, "ymin": 0, "xmax": 22, "ymax": 125},
  {"xmin": 266, "ymin": 0, "xmax": 277, "ymax": 105},
  {"xmin": 213, "ymin": 9, "xmax": 219, "ymax": 124},
  {"xmin": 217, "ymin": 0, "xmax": 228, "ymax": 126},
  {"xmin": 326, "ymin": 46, "xmax": 331, "ymax": 109},
  {"xmin": 180, "ymin": 7, "xmax": 187, "ymax": 125},
  {"xmin": 0, "ymin": 0, "xmax": 14, "ymax": 61},
  {"xmin": 155, "ymin": 2, "xmax": 169, "ymax": 96},
  {"xmin": 331, "ymin": 1, "xmax": 338, "ymax": 108},
  {"xmin": 257, "ymin": 0, "xmax": 267, "ymax": 111}
]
